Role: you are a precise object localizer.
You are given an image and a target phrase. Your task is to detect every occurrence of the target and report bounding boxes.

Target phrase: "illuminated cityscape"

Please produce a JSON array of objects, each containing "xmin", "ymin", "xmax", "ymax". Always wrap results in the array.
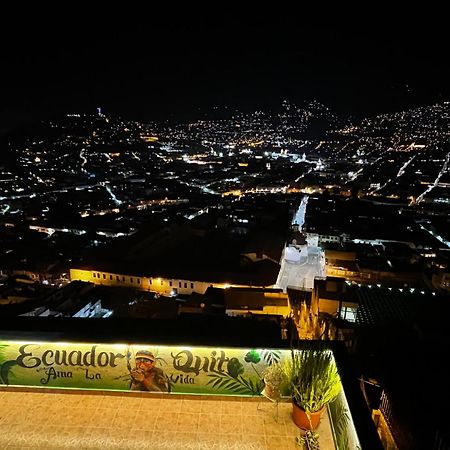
[{"xmin": 0, "ymin": 12, "xmax": 449, "ymax": 450}]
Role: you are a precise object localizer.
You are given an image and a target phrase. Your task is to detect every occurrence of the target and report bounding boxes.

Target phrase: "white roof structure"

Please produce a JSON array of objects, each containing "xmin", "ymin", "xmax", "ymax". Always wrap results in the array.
[{"xmin": 275, "ymin": 245, "xmax": 325, "ymax": 291}]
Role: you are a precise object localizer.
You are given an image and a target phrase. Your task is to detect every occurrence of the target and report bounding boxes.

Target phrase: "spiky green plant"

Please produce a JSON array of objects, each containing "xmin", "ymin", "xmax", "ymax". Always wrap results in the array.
[{"xmin": 285, "ymin": 349, "xmax": 341, "ymax": 414}]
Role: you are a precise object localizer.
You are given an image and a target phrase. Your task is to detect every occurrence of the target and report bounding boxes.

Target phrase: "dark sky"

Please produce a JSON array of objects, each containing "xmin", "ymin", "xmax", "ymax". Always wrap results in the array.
[{"xmin": 1, "ymin": 10, "xmax": 449, "ymax": 132}]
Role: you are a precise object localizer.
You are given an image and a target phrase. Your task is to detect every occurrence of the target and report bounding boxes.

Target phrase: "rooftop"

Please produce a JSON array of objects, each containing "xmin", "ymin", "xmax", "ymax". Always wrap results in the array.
[
  {"xmin": 0, "ymin": 389, "xmax": 334, "ymax": 450},
  {"xmin": 77, "ymin": 224, "xmax": 284, "ymax": 286},
  {"xmin": 0, "ymin": 318, "xmax": 382, "ymax": 450}
]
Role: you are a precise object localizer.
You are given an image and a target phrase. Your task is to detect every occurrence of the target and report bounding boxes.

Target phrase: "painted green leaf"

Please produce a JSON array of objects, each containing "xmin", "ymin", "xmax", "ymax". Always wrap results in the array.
[
  {"xmin": 261, "ymin": 350, "xmax": 281, "ymax": 365},
  {"xmin": 227, "ymin": 358, "xmax": 244, "ymax": 379},
  {"xmin": 244, "ymin": 350, "xmax": 261, "ymax": 364},
  {"xmin": 0, "ymin": 360, "xmax": 17, "ymax": 385}
]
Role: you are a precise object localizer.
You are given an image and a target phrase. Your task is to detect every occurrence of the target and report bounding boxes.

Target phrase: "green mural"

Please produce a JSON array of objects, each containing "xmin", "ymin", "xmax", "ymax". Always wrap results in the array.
[
  {"xmin": 328, "ymin": 389, "xmax": 362, "ymax": 450},
  {"xmin": 0, "ymin": 340, "xmax": 289, "ymax": 396}
]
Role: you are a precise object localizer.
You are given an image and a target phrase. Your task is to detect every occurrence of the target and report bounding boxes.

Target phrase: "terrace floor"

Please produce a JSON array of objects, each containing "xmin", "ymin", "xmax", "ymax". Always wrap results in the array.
[{"xmin": 0, "ymin": 388, "xmax": 336, "ymax": 449}]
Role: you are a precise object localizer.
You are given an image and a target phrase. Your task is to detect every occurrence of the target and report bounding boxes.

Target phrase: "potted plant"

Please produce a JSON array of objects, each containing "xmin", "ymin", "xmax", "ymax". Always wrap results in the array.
[
  {"xmin": 261, "ymin": 362, "xmax": 287, "ymax": 400},
  {"xmin": 297, "ymin": 430, "xmax": 320, "ymax": 449},
  {"xmin": 285, "ymin": 348, "xmax": 341, "ymax": 430}
]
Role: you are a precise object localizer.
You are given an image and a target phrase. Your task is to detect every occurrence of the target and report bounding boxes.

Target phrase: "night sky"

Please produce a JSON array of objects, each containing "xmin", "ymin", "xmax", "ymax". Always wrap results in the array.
[{"xmin": 1, "ymin": 11, "xmax": 449, "ymax": 133}]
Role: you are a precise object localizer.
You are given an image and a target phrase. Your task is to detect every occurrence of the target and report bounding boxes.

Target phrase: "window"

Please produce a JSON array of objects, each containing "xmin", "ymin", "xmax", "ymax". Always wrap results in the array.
[
  {"xmin": 341, "ymin": 307, "xmax": 357, "ymax": 322},
  {"xmin": 122, "ymin": 276, "xmax": 126, "ymax": 282},
  {"xmin": 184, "ymin": 282, "xmax": 187, "ymax": 288},
  {"xmin": 109, "ymin": 275, "xmax": 112, "ymax": 280},
  {"xmin": 179, "ymin": 281, "xmax": 181, "ymax": 288},
  {"xmin": 116, "ymin": 276, "xmax": 120, "ymax": 281},
  {"xmin": 169, "ymin": 281, "xmax": 173, "ymax": 287},
  {"xmin": 130, "ymin": 278, "xmax": 133, "ymax": 283},
  {"xmin": 160, "ymin": 280, "xmax": 164, "ymax": 286},
  {"xmin": 149, "ymin": 279, "xmax": 152, "ymax": 285},
  {"xmin": 190, "ymin": 283, "xmax": 194, "ymax": 289},
  {"xmin": 92, "ymin": 273, "xmax": 96, "ymax": 278},
  {"xmin": 137, "ymin": 279, "xmax": 140, "ymax": 284},
  {"xmin": 102, "ymin": 274, "xmax": 106, "ymax": 279}
]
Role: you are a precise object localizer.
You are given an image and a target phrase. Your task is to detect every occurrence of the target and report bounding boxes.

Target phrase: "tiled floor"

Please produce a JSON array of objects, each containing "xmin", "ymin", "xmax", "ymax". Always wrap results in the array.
[{"xmin": 0, "ymin": 389, "xmax": 336, "ymax": 449}]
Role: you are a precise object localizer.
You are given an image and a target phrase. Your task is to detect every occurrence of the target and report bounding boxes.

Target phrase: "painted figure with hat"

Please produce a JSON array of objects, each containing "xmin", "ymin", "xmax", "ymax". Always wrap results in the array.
[{"xmin": 129, "ymin": 350, "xmax": 169, "ymax": 392}]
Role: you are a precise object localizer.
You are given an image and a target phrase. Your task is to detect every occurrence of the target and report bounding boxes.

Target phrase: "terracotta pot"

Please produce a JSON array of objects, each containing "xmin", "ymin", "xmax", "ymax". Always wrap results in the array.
[
  {"xmin": 263, "ymin": 381, "xmax": 280, "ymax": 400},
  {"xmin": 292, "ymin": 401, "xmax": 325, "ymax": 430}
]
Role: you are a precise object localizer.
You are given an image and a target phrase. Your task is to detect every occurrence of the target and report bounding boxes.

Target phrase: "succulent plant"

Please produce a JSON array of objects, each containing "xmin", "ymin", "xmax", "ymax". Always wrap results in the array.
[{"xmin": 262, "ymin": 362, "xmax": 286, "ymax": 387}]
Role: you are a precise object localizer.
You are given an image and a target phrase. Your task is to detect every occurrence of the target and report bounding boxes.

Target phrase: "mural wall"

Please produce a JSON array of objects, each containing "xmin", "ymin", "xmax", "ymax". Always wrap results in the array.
[{"xmin": 0, "ymin": 341, "xmax": 289, "ymax": 396}]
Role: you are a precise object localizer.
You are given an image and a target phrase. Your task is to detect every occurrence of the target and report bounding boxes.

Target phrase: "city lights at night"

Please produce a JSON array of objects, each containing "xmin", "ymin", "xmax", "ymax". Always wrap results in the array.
[{"xmin": 0, "ymin": 11, "xmax": 449, "ymax": 450}]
